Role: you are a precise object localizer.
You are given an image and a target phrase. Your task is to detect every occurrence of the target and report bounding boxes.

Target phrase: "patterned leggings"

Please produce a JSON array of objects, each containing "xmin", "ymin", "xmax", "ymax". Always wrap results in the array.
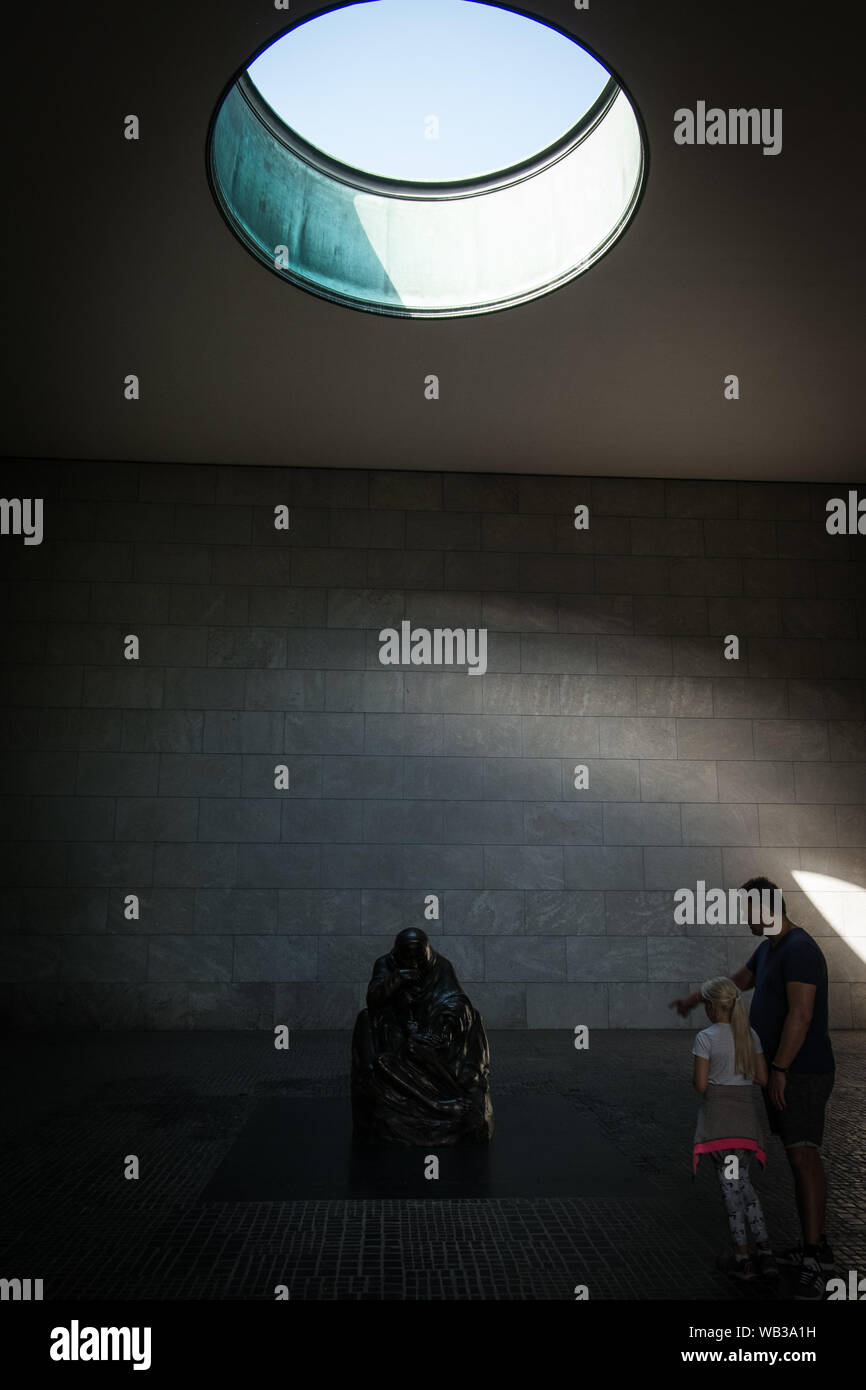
[{"xmin": 712, "ymin": 1149, "xmax": 770, "ymax": 1247}]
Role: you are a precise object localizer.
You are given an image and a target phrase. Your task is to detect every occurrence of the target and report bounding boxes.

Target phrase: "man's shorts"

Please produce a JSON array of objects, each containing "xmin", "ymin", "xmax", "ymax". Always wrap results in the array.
[{"xmin": 764, "ymin": 1071, "xmax": 835, "ymax": 1148}]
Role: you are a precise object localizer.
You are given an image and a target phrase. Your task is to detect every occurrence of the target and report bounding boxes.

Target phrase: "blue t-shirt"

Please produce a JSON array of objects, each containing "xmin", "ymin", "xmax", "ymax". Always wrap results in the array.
[{"xmin": 746, "ymin": 926, "xmax": 834, "ymax": 1075}]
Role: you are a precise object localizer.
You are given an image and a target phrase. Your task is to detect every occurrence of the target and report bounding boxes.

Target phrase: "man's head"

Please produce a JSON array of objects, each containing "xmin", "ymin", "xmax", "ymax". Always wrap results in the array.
[
  {"xmin": 393, "ymin": 928, "xmax": 433, "ymax": 970},
  {"xmin": 740, "ymin": 876, "xmax": 787, "ymax": 936}
]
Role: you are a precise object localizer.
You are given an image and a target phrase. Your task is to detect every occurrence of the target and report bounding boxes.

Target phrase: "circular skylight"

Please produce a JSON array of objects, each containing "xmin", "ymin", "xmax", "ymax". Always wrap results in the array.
[
  {"xmin": 247, "ymin": 0, "xmax": 611, "ymax": 183},
  {"xmin": 208, "ymin": 2, "xmax": 647, "ymax": 318}
]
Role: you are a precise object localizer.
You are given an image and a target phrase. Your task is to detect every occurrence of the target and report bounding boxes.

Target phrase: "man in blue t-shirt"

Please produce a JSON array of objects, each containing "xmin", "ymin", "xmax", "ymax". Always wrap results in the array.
[{"xmin": 670, "ymin": 876, "xmax": 835, "ymax": 1301}]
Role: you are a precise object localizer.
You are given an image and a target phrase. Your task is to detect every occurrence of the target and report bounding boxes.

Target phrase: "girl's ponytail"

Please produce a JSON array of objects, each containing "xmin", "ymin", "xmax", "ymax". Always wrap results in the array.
[{"xmin": 700, "ymin": 976, "xmax": 758, "ymax": 1082}]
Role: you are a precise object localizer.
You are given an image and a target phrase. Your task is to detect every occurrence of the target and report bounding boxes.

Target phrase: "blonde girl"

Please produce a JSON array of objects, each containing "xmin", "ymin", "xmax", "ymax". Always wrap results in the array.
[{"xmin": 692, "ymin": 976, "xmax": 777, "ymax": 1281}]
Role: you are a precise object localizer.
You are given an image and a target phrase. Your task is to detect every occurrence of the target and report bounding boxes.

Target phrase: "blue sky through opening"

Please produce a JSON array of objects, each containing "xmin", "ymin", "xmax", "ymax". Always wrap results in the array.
[{"xmin": 247, "ymin": 0, "xmax": 610, "ymax": 182}]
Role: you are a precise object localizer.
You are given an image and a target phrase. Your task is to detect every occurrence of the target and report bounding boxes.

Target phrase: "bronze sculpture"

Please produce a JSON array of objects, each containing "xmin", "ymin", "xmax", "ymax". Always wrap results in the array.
[{"xmin": 351, "ymin": 928, "xmax": 494, "ymax": 1146}]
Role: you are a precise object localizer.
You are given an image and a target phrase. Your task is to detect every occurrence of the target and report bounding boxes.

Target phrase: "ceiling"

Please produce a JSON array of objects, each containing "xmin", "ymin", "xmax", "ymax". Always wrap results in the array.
[{"xmin": 3, "ymin": 0, "xmax": 864, "ymax": 480}]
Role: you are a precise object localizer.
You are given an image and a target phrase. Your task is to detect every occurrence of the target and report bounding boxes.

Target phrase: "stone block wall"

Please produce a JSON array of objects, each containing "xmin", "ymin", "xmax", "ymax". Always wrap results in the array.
[{"xmin": 1, "ymin": 461, "xmax": 863, "ymax": 1029}]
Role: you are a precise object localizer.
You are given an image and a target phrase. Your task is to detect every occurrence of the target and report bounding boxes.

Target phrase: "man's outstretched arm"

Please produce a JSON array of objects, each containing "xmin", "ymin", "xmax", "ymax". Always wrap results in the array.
[{"xmin": 669, "ymin": 965, "xmax": 754, "ymax": 1017}]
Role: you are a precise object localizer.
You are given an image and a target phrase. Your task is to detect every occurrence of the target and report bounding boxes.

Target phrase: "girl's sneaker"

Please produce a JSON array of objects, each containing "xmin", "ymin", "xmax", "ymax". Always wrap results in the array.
[
  {"xmin": 757, "ymin": 1250, "xmax": 778, "ymax": 1280},
  {"xmin": 716, "ymin": 1253, "xmax": 756, "ymax": 1282}
]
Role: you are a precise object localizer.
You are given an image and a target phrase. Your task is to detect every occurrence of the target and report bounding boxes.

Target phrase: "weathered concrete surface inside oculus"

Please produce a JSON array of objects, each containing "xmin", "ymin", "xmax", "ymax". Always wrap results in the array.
[{"xmin": 209, "ymin": 80, "xmax": 645, "ymax": 317}]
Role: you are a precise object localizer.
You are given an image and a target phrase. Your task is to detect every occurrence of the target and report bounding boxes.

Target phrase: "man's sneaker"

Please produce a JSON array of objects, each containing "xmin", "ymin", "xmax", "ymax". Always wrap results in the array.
[
  {"xmin": 716, "ymin": 1253, "xmax": 756, "ymax": 1282},
  {"xmin": 794, "ymin": 1260, "xmax": 825, "ymax": 1301},
  {"xmin": 776, "ymin": 1240, "xmax": 835, "ymax": 1273}
]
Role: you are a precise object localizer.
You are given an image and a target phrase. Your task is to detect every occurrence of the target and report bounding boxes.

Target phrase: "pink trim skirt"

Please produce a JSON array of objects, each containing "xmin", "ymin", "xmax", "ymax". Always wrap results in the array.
[{"xmin": 693, "ymin": 1137, "xmax": 767, "ymax": 1175}]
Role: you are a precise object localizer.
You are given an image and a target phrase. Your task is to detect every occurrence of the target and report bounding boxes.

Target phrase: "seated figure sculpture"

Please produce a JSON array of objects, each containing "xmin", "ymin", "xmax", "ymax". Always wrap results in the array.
[{"xmin": 351, "ymin": 928, "xmax": 494, "ymax": 1146}]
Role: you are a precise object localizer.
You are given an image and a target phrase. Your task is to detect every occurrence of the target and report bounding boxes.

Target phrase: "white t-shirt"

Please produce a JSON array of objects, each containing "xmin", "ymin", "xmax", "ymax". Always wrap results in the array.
[{"xmin": 692, "ymin": 1022, "xmax": 763, "ymax": 1086}]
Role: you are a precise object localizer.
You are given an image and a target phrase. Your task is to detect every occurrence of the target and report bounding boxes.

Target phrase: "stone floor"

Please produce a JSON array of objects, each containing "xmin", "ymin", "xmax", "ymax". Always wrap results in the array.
[{"xmin": 1, "ymin": 1030, "xmax": 863, "ymax": 1300}]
